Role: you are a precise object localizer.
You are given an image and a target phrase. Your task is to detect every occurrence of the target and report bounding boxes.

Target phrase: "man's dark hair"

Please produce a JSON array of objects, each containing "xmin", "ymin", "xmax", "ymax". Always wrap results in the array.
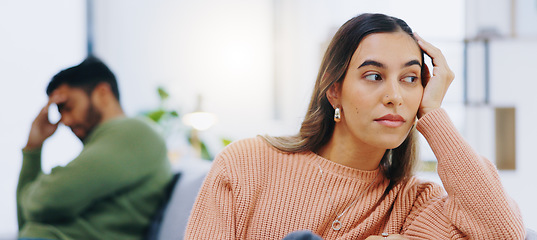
[{"xmin": 46, "ymin": 56, "xmax": 120, "ymax": 101}]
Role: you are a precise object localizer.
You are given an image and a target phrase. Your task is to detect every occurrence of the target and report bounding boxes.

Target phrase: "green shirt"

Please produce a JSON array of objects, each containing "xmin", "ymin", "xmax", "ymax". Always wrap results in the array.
[{"xmin": 17, "ymin": 117, "xmax": 173, "ymax": 240}]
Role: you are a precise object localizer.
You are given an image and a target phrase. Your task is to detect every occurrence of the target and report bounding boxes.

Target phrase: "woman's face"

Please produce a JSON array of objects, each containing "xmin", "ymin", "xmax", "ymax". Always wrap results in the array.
[{"xmin": 332, "ymin": 31, "xmax": 423, "ymax": 150}]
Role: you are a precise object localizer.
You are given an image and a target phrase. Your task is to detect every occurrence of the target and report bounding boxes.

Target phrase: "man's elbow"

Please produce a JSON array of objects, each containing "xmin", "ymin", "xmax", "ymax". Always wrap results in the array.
[{"xmin": 22, "ymin": 198, "xmax": 77, "ymax": 222}]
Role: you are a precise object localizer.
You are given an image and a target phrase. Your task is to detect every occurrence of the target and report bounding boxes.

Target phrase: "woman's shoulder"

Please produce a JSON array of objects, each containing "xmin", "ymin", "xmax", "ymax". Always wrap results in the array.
[
  {"xmin": 217, "ymin": 136, "xmax": 282, "ymax": 161},
  {"xmin": 215, "ymin": 136, "xmax": 307, "ymax": 168},
  {"xmin": 220, "ymin": 136, "xmax": 273, "ymax": 155},
  {"xmin": 225, "ymin": 136, "xmax": 268, "ymax": 148},
  {"xmin": 212, "ymin": 136, "xmax": 307, "ymax": 183}
]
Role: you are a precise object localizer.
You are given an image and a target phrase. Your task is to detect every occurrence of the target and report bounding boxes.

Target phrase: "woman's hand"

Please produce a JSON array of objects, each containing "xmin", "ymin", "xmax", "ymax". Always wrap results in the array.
[
  {"xmin": 365, "ymin": 233, "xmax": 409, "ymax": 240},
  {"xmin": 414, "ymin": 33, "xmax": 454, "ymax": 119}
]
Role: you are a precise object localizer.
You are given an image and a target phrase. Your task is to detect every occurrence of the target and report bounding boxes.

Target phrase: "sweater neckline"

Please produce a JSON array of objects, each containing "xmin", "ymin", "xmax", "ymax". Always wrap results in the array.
[{"xmin": 304, "ymin": 150, "xmax": 382, "ymax": 181}]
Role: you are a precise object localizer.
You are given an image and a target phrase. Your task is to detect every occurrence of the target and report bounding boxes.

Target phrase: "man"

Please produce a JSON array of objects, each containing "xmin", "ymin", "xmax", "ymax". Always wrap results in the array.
[{"xmin": 17, "ymin": 56, "xmax": 173, "ymax": 240}]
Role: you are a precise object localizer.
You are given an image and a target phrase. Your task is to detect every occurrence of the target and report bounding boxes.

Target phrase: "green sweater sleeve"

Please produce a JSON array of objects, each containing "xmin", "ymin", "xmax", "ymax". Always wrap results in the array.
[
  {"xmin": 17, "ymin": 148, "xmax": 43, "ymax": 229},
  {"xmin": 18, "ymin": 118, "xmax": 169, "ymax": 223}
]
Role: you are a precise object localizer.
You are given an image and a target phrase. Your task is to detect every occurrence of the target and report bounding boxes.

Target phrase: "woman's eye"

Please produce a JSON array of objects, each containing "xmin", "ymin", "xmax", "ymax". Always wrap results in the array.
[
  {"xmin": 364, "ymin": 74, "xmax": 382, "ymax": 81},
  {"xmin": 402, "ymin": 76, "xmax": 417, "ymax": 83}
]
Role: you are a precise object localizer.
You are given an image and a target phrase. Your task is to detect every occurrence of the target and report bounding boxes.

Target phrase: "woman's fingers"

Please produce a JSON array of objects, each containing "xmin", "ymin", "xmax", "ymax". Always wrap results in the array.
[
  {"xmin": 413, "ymin": 33, "xmax": 454, "ymax": 118},
  {"xmin": 414, "ymin": 33, "xmax": 448, "ymax": 67},
  {"xmin": 364, "ymin": 234, "xmax": 409, "ymax": 240},
  {"xmin": 415, "ymin": 33, "xmax": 454, "ymax": 80}
]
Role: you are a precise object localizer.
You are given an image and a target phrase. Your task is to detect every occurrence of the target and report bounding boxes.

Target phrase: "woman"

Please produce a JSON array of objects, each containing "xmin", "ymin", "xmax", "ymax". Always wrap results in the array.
[{"xmin": 185, "ymin": 13, "xmax": 525, "ymax": 239}]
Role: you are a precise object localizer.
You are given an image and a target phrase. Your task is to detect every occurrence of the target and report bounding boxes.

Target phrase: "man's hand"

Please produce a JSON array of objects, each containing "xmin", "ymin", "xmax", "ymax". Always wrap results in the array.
[{"xmin": 24, "ymin": 95, "xmax": 65, "ymax": 150}]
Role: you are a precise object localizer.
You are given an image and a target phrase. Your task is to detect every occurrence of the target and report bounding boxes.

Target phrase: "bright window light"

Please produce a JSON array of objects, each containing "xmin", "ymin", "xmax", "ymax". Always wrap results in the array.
[{"xmin": 182, "ymin": 111, "xmax": 217, "ymax": 131}]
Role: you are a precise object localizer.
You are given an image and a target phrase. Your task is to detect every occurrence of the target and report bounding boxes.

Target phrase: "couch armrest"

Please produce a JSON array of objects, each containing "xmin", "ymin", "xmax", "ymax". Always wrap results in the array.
[{"xmin": 156, "ymin": 158, "xmax": 212, "ymax": 240}]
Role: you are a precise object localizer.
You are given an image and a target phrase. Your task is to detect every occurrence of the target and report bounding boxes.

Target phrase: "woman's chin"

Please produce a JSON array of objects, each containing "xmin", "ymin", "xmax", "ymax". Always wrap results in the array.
[{"xmin": 374, "ymin": 135, "xmax": 409, "ymax": 150}]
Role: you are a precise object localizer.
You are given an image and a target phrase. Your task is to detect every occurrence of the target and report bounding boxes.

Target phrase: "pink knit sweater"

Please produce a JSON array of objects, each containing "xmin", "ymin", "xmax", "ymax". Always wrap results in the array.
[{"xmin": 185, "ymin": 109, "xmax": 525, "ymax": 239}]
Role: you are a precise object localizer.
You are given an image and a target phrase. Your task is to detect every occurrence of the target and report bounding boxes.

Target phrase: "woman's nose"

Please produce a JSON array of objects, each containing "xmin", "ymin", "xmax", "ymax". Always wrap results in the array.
[{"xmin": 382, "ymin": 80, "xmax": 403, "ymax": 106}]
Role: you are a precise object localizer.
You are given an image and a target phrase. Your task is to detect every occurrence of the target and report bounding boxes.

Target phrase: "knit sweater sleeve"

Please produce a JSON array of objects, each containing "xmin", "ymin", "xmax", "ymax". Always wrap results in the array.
[
  {"xmin": 403, "ymin": 108, "xmax": 525, "ymax": 239},
  {"xmin": 184, "ymin": 149, "xmax": 236, "ymax": 239}
]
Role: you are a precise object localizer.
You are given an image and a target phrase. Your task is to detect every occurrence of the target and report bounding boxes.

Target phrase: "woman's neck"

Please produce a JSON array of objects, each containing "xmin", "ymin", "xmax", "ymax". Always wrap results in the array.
[{"xmin": 317, "ymin": 134, "xmax": 385, "ymax": 170}]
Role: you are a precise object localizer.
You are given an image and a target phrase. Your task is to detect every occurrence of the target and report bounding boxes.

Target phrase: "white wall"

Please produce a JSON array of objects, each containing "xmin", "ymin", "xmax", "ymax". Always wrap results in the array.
[
  {"xmin": 92, "ymin": 0, "xmax": 279, "ymax": 159},
  {"xmin": 0, "ymin": 0, "xmax": 86, "ymax": 238},
  {"xmin": 489, "ymin": 39, "xmax": 537, "ymax": 229}
]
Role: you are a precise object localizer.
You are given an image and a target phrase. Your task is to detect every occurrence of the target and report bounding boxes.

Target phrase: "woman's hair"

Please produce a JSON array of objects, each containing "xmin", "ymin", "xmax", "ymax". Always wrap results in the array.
[{"xmin": 262, "ymin": 13, "xmax": 423, "ymax": 185}]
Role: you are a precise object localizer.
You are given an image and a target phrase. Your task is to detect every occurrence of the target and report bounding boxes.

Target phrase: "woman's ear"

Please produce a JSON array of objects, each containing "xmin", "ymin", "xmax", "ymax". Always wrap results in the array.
[{"xmin": 326, "ymin": 82, "xmax": 341, "ymax": 107}]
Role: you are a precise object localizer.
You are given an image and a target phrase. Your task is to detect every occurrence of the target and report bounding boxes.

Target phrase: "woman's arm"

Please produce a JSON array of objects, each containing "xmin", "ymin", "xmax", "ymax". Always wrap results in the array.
[
  {"xmin": 404, "ymin": 108, "xmax": 525, "ymax": 239},
  {"xmin": 184, "ymin": 154, "xmax": 237, "ymax": 239}
]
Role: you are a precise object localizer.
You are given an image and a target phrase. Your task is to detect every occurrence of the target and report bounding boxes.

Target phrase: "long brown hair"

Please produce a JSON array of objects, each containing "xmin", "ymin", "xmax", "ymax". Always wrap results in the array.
[{"xmin": 262, "ymin": 13, "xmax": 423, "ymax": 185}]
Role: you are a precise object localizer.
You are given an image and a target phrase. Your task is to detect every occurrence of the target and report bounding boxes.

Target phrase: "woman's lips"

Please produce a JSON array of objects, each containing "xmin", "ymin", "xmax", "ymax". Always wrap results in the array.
[{"xmin": 374, "ymin": 114, "xmax": 405, "ymax": 128}]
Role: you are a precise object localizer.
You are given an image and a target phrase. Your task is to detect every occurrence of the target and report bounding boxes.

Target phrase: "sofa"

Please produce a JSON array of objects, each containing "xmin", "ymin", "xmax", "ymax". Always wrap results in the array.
[{"xmin": 146, "ymin": 158, "xmax": 212, "ymax": 240}]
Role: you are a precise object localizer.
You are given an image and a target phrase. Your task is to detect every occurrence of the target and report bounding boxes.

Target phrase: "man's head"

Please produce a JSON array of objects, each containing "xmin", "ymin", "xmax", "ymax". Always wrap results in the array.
[
  {"xmin": 47, "ymin": 56, "xmax": 119, "ymax": 100},
  {"xmin": 46, "ymin": 56, "xmax": 123, "ymax": 141}
]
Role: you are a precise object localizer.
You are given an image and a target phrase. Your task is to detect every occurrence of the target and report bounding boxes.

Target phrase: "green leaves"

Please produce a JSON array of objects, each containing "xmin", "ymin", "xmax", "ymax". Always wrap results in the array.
[
  {"xmin": 144, "ymin": 87, "xmax": 178, "ymax": 123},
  {"xmin": 157, "ymin": 87, "xmax": 169, "ymax": 101},
  {"xmin": 222, "ymin": 138, "xmax": 232, "ymax": 147},
  {"xmin": 146, "ymin": 109, "xmax": 166, "ymax": 122}
]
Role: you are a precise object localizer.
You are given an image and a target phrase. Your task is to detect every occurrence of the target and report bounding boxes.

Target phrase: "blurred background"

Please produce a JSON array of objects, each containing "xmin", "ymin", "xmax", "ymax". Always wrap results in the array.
[{"xmin": 1, "ymin": 0, "xmax": 536, "ymax": 238}]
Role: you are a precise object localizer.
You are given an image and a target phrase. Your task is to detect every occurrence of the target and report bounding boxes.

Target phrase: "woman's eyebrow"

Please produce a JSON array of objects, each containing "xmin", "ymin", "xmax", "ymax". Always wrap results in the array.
[
  {"xmin": 358, "ymin": 59, "xmax": 421, "ymax": 69},
  {"xmin": 358, "ymin": 60, "xmax": 384, "ymax": 69},
  {"xmin": 404, "ymin": 60, "xmax": 422, "ymax": 68}
]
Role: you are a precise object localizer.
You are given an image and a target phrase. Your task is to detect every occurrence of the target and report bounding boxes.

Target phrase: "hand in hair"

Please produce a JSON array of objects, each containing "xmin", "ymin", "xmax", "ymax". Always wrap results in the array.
[{"xmin": 414, "ymin": 33, "xmax": 455, "ymax": 119}]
